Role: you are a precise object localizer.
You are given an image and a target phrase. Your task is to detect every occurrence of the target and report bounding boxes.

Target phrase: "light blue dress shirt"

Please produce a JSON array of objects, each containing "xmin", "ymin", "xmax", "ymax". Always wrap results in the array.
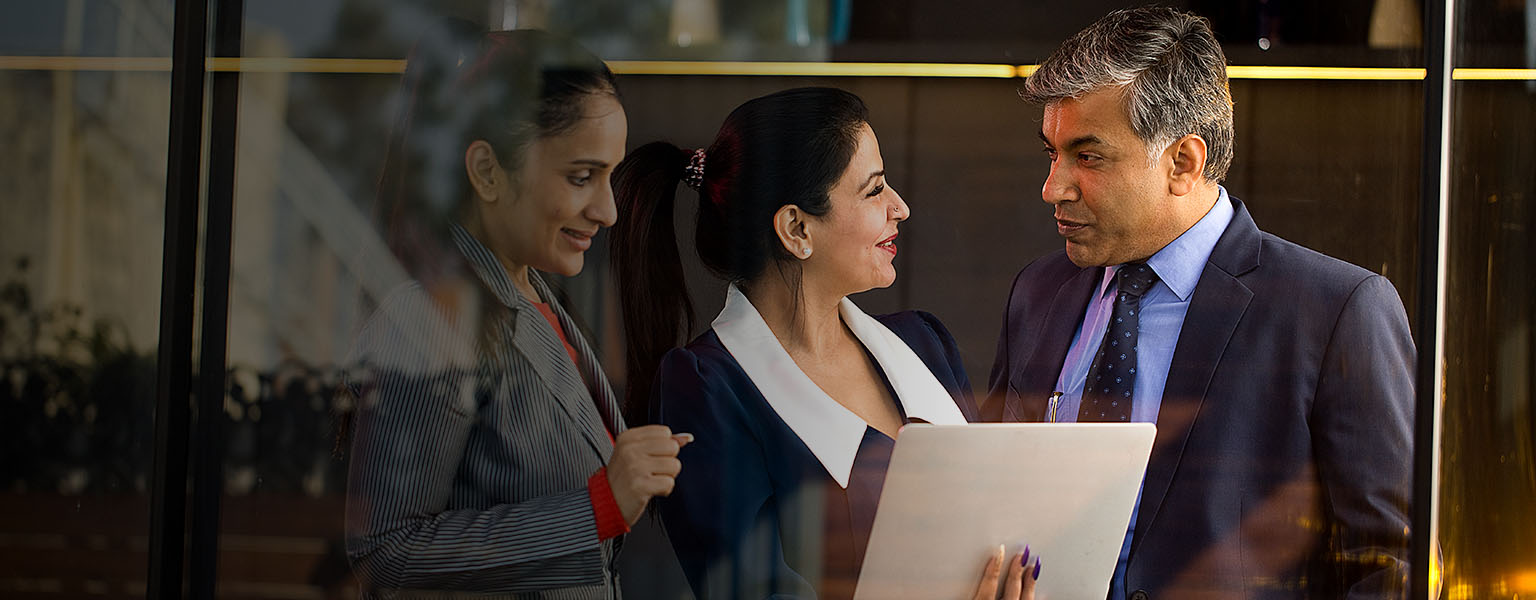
[{"xmin": 1050, "ymin": 187, "xmax": 1234, "ymax": 598}]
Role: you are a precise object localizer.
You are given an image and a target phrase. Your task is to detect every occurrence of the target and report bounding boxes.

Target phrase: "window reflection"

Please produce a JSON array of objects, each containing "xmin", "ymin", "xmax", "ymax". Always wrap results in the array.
[
  {"xmin": 0, "ymin": 1, "xmax": 170, "ymax": 595},
  {"xmin": 6, "ymin": 0, "xmax": 1536, "ymax": 598}
]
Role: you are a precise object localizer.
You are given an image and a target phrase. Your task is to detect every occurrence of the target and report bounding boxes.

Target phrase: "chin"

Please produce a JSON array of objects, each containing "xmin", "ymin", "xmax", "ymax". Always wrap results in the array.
[
  {"xmin": 871, "ymin": 268, "xmax": 898, "ymax": 289},
  {"xmin": 1064, "ymin": 243, "xmax": 1104, "ymax": 268},
  {"xmin": 544, "ymin": 254, "xmax": 585, "ymax": 278}
]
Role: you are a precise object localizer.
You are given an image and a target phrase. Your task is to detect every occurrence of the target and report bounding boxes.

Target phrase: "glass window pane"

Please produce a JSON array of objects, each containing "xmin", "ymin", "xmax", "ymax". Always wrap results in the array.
[
  {"xmin": 1440, "ymin": 1, "xmax": 1536, "ymax": 598},
  {"xmin": 206, "ymin": 2, "xmax": 1430, "ymax": 598},
  {"xmin": 0, "ymin": 0, "xmax": 172, "ymax": 595}
]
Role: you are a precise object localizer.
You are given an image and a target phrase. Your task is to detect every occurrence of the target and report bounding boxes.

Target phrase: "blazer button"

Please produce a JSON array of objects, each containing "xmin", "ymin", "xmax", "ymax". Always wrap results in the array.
[{"xmin": 1130, "ymin": 591, "xmax": 1150, "ymax": 600}]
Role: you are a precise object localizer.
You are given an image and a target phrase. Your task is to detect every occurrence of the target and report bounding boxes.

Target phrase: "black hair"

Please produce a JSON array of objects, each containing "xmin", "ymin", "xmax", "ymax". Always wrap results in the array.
[
  {"xmin": 377, "ymin": 24, "xmax": 618, "ymax": 288},
  {"xmin": 610, "ymin": 87, "xmax": 869, "ymax": 421}
]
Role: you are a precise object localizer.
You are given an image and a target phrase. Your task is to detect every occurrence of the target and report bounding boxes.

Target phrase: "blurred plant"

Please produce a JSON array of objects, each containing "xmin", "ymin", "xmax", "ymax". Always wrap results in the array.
[
  {"xmin": 0, "ymin": 255, "xmax": 156, "ymax": 494},
  {"xmin": 1, "ymin": 254, "xmax": 357, "ymax": 498}
]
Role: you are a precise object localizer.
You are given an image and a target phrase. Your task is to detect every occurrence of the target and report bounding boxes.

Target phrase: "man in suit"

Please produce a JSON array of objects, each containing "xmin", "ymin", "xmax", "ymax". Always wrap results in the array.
[{"xmin": 985, "ymin": 7, "xmax": 1415, "ymax": 599}]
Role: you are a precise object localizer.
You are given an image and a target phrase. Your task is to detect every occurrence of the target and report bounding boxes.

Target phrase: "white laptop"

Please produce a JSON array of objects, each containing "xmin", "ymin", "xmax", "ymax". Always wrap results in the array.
[{"xmin": 853, "ymin": 423, "xmax": 1156, "ymax": 600}]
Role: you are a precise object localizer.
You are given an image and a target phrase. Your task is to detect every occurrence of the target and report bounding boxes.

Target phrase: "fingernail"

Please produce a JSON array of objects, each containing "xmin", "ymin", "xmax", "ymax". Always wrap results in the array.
[
  {"xmin": 674, "ymin": 433, "xmax": 694, "ymax": 443},
  {"xmin": 1021, "ymin": 544, "xmax": 1030, "ymax": 567},
  {"xmin": 1033, "ymin": 557, "xmax": 1042, "ymax": 580}
]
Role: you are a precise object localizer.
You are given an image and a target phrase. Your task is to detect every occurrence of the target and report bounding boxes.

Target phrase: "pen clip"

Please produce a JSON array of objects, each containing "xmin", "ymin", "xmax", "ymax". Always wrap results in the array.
[{"xmin": 1047, "ymin": 392, "xmax": 1063, "ymax": 423}]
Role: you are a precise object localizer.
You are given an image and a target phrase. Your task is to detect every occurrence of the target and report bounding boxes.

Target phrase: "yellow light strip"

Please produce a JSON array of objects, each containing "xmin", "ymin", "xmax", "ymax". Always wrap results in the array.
[
  {"xmin": 3, "ymin": 56, "xmax": 1535, "ymax": 81},
  {"xmin": 608, "ymin": 60, "xmax": 1018, "ymax": 78},
  {"xmin": 0, "ymin": 56, "xmax": 171, "ymax": 71},
  {"xmin": 1226, "ymin": 65, "xmax": 1427, "ymax": 80},
  {"xmin": 1452, "ymin": 68, "xmax": 1536, "ymax": 80},
  {"xmin": 0, "ymin": 56, "xmax": 409, "ymax": 73},
  {"xmin": 207, "ymin": 57, "xmax": 407, "ymax": 73}
]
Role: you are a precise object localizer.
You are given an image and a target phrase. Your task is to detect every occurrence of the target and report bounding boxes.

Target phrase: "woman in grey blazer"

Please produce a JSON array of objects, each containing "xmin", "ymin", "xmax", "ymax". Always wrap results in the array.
[{"xmin": 344, "ymin": 28, "xmax": 687, "ymax": 598}]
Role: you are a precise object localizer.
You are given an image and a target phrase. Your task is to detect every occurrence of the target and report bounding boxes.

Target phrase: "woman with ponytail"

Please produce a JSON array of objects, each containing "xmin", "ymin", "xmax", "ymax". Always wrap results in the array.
[
  {"xmin": 344, "ymin": 26, "xmax": 687, "ymax": 598},
  {"xmin": 610, "ymin": 87, "xmax": 1038, "ymax": 599}
]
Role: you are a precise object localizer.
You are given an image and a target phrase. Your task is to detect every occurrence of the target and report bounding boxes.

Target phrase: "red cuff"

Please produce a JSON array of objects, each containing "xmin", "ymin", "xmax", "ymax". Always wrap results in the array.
[{"xmin": 588, "ymin": 468, "xmax": 630, "ymax": 540}]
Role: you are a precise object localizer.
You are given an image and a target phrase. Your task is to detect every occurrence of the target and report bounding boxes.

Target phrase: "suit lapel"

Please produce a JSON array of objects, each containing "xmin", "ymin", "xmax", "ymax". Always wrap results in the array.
[
  {"xmin": 449, "ymin": 226, "xmax": 615, "ymax": 463},
  {"xmin": 509, "ymin": 273, "xmax": 614, "ymax": 462},
  {"xmin": 1130, "ymin": 197, "xmax": 1261, "ymax": 557},
  {"xmin": 534, "ymin": 274, "xmax": 626, "ymax": 438},
  {"xmin": 1012, "ymin": 267, "xmax": 1100, "ymax": 421}
]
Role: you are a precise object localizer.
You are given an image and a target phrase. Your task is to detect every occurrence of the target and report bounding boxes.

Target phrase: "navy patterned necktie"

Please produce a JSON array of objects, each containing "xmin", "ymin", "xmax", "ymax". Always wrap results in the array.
[{"xmin": 1078, "ymin": 263, "xmax": 1160, "ymax": 423}]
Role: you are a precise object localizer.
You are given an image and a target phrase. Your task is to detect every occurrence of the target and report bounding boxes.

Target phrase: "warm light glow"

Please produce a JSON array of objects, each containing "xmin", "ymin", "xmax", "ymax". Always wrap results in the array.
[
  {"xmin": 1512, "ymin": 569, "xmax": 1536, "ymax": 593},
  {"xmin": 2, "ymin": 56, "xmax": 1533, "ymax": 81}
]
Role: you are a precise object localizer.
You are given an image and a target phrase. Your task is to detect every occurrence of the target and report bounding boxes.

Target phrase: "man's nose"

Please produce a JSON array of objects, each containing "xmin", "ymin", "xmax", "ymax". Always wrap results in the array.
[{"xmin": 1042, "ymin": 163, "xmax": 1073, "ymax": 205}]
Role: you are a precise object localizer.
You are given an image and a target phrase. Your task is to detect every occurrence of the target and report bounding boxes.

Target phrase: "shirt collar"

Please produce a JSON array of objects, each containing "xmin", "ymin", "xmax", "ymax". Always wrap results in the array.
[
  {"xmin": 450, "ymin": 224, "xmax": 531, "ymax": 309},
  {"xmin": 1140, "ymin": 186, "xmax": 1235, "ymax": 301},
  {"xmin": 710, "ymin": 285, "xmax": 967, "ymax": 488}
]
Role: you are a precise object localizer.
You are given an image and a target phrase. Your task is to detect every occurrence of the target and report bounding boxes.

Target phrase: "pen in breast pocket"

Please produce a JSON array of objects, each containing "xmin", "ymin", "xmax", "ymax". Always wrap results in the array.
[{"xmin": 1047, "ymin": 392, "xmax": 1063, "ymax": 423}]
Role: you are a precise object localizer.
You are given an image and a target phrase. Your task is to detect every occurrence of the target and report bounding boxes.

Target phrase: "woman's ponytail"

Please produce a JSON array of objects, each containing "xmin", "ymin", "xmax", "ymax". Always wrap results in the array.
[{"xmin": 610, "ymin": 141, "xmax": 695, "ymax": 424}]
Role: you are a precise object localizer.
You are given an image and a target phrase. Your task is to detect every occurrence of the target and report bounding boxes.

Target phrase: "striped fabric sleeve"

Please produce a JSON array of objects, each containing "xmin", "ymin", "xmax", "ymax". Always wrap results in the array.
[
  {"xmin": 587, "ymin": 468, "xmax": 630, "ymax": 540},
  {"xmin": 343, "ymin": 284, "xmax": 606, "ymax": 592}
]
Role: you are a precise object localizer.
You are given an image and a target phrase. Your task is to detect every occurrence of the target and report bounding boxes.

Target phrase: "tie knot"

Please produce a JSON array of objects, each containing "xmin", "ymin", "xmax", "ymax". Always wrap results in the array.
[{"xmin": 1116, "ymin": 263, "xmax": 1159, "ymax": 298}]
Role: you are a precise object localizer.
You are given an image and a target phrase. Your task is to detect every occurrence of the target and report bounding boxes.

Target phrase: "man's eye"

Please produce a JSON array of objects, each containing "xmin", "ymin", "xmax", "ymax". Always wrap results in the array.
[
  {"xmin": 1042, "ymin": 148, "xmax": 1057, "ymax": 161},
  {"xmin": 1079, "ymin": 153, "xmax": 1102, "ymax": 164}
]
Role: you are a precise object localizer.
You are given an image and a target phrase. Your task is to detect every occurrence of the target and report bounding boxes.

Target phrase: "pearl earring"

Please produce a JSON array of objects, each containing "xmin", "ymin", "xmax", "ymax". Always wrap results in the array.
[{"xmin": 801, "ymin": 247, "xmax": 811, "ymax": 257}]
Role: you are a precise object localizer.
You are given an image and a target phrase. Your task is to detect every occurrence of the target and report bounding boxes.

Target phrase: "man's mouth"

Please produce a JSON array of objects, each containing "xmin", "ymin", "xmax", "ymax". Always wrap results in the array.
[{"xmin": 1056, "ymin": 219, "xmax": 1088, "ymax": 237}]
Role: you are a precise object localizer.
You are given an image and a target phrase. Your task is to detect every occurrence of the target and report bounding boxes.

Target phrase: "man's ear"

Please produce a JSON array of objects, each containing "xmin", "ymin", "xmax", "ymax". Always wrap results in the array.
[
  {"xmin": 773, "ymin": 204, "xmax": 814, "ymax": 259},
  {"xmin": 1167, "ymin": 134, "xmax": 1209, "ymax": 196},
  {"xmin": 465, "ymin": 140, "xmax": 504, "ymax": 203}
]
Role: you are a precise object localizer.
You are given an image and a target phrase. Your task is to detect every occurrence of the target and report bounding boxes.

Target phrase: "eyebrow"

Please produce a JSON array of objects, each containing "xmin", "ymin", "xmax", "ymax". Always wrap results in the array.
[
  {"xmin": 569, "ymin": 159, "xmax": 609, "ymax": 169},
  {"xmin": 1038, "ymin": 131, "xmax": 1109, "ymax": 151},
  {"xmin": 861, "ymin": 170, "xmax": 886, "ymax": 191}
]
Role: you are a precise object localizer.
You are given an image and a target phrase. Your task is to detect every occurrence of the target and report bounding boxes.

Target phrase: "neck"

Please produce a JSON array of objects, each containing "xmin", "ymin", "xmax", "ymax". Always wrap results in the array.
[
  {"xmin": 462, "ymin": 214, "xmax": 539, "ymax": 302},
  {"xmin": 1135, "ymin": 184, "xmax": 1222, "ymax": 263},
  {"xmin": 742, "ymin": 269, "xmax": 849, "ymax": 359},
  {"xmin": 1173, "ymin": 184, "xmax": 1222, "ymax": 240},
  {"xmin": 1183, "ymin": 184, "xmax": 1221, "ymax": 225}
]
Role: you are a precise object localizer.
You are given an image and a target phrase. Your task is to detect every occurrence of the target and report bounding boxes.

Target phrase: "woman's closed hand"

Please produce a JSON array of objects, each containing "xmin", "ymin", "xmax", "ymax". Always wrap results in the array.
[
  {"xmin": 972, "ymin": 544, "xmax": 1038, "ymax": 600},
  {"xmin": 607, "ymin": 425, "xmax": 692, "ymax": 525}
]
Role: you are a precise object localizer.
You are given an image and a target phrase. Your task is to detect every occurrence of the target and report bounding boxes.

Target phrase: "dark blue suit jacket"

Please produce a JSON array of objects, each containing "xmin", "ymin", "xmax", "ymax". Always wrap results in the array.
[
  {"xmin": 655, "ymin": 311, "xmax": 977, "ymax": 600},
  {"xmin": 986, "ymin": 197, "xmax": 1414, "ymax": 599}
]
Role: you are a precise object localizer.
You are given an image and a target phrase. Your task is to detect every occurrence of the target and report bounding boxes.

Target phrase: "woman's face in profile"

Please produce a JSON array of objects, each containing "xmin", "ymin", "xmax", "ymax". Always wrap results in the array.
[
  {"xmin": 484, "ymin": 93, "xmax": 627, "ymax": 278},
  {"xmin": 805, "ymin": 123, "xmax": 909, "ymax": 295}
]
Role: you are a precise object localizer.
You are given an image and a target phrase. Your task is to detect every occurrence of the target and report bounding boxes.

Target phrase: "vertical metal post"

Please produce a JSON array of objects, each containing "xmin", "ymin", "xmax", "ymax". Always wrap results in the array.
[
  {"xmin": 188, "ymin": 0, "xmax": 244, "ymax": 596},
  {"xmin": 147, "ymin": 0, "xmax": 209, "ymax": 596},
  {"xmin": 1413, "ymin": 0, "xmax": 1455, "ymax": 597}
]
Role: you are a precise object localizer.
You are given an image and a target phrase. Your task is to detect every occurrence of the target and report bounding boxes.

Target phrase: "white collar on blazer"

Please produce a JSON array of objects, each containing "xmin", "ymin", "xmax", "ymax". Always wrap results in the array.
[{"xmin": 711, "ymin": 284, "xmax": 967, "ymax": 488}]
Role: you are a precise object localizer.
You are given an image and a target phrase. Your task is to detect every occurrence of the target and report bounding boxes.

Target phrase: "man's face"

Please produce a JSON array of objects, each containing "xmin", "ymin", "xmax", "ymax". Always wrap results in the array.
[{"xmin": 1039, "ymin": 88, "xmax": 1182, "ymax": 267}]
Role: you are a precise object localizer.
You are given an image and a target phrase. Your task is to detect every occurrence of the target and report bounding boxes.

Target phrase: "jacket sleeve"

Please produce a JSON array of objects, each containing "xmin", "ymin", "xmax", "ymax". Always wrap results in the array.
[
  {"xmin": 343, "ymin": 287, "xmax": 608, "ymax": 593},
  {"xmin": 1310, "ymin": 274, "xmax": 1415, "ymax": 598},
  {"xmin": 654, "ymin": 347, "xmax": 819, "ymax": 599},
  {"xmin": 983, "ymin": 267, "xmax": 1030, "ymax": 422}
]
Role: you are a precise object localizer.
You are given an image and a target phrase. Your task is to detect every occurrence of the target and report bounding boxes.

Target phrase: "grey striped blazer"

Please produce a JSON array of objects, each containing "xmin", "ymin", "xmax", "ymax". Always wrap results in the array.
[{"xmin": 345, "ymin": 225, "xmax": 628, "ymax": 599}]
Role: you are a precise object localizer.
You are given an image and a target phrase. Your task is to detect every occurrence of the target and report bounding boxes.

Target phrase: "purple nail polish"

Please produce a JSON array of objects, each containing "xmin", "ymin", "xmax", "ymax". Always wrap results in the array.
[
  {"xmin": 1033, "ymin": 557, "xmax": 1042, "ymax": 580},
  {"xmin": 1021, "ymin": 545, "xmax": 1030, "ymax": 567}
]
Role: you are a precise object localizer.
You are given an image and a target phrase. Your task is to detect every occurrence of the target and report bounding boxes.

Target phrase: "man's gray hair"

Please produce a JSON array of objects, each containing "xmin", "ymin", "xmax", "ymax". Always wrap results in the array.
[{"xmin": 1021, "ymin": 7, "xmax": 1234, "ymax": 182}]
